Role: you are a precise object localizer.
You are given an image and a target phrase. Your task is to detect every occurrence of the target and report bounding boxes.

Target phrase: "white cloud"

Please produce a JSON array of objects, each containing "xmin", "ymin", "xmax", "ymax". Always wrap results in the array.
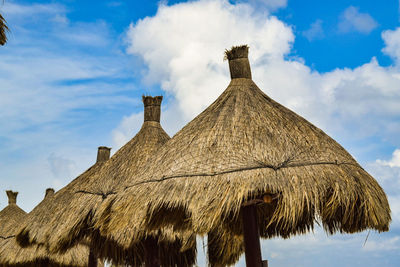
[
  {"xmin": 363, "ymin": 236, "xmax": 400, "ymax": 251},
  {"xmin": 388, "ymin": 195, "xmax": 400, "ymax": 229},
  {"xmin": 338, "ymin": 6, "xmax": 378, "ymax": 34},
  {"xmin": 303, "ymin": 19, "xmax": 324, "ymax": 41},
  {"xmin": 367, "ymin": 155, "xmax": 400, "ymax": 229},
  {"xmin": 193, "ymin": 224, "xmax": 400, "ymax": 266},
  {"xmin": 256, "ymin": 227, "xmax": 400, "ymax": 266},
  {"xmin": 377, "ymin": 149, "xmax": 400, "ymax": 168},
  {"xmin": 126, "ymin": 0, "xmax": 294, "ymax": 120},
  {"xmin": 382, "ymin": 28, "xmax": 400, "ymax": 65},
  {"xmin": 119, "ymin": 0, "xmax": 400, "ymax": 149}
]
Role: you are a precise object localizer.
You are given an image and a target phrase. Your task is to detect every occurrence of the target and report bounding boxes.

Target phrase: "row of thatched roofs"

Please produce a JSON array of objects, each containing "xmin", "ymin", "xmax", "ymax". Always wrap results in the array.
[{"xmin": 0, "ymin": 46, "xmax": 391, "ymax": 267}]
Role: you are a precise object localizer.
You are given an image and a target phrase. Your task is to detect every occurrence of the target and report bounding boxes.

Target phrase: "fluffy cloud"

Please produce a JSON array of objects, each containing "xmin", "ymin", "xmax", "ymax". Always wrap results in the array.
[
  {"xmin": 366, "ymin": 152, "xmax": 400, "ymax": 231},
  {"xmin": 382, "ymin": 28, "xmax": 400, "ymax": 65},
  {"xmin": 126, "ymin": 0, "xmax": 294, "ymax": 120},
  {"xmin": 377, "ymin": 149, "xmax": 400, "ymax": 168},
  {"xmin": 369, "ymin": 150, "xmax": 400, "ymax": 230},
  {"xmin": 338, "ymin": 6, "xmax": 378, "ymax": 34},
  {"xmin": 115, "ymin": 0, "xmax": 400, "ymax": 151}
]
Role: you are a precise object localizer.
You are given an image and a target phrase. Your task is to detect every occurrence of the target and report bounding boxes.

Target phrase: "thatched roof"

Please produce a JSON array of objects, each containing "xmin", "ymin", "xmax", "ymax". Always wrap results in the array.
[
  {"xmin": 0, "ymin": 191, "xmax": 26, "ymax": 239},
  {"xmin": 17, "ymin": 96, "xmax": 196, "ymax": 266},
  {"xmin": 0, "ymin": 190, "xmax": 94, "ymax": 267},
  {"xmin": 16, "ymin": 147, "xmax": 110, "ymax": 249},
  {"xmin": 95, "ymin": 45, "xmax": 391, "ymax": 266},
  {"xmin": 0, "ymin": 13, "xmax": 8, "ymax": 46}
]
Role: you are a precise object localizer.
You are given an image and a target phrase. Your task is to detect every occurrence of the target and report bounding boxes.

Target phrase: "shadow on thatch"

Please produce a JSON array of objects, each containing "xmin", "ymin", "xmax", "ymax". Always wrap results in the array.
[{"xmin": 0, "ymin": 190, "xmax": 96, "ymax": 267}]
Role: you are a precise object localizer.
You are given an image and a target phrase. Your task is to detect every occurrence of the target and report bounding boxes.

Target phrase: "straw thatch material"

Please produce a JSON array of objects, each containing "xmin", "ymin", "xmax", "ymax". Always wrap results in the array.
[
  {"xmin": 0, "ymin": 190, "xmax": 94, "ymax": 267},
  {"xmin": 95, "ymin": 45, "xmax": 391, "ymax": 266},
  {"xmin": 0, "ymin": 13, "xmax": 8, "ymax": 46},
  {"xmin": 17, "ymin": 96, "xmax": 196, "ymax": 266},
  {"xmin": 207, "ymin": 225, "xmax": 243, "ymax": 267}
]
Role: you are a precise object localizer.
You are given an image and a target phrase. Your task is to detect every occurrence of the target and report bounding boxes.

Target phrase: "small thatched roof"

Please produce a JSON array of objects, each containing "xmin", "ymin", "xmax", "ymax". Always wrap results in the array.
[
  {"xmin": 17, "ymin": 96, "xmax": 196, "ymax": 266},
  {"xmin": 0, "ymin": 13, "xmax": 8, "ymax": 46},
  {"xmin": 16, "ymin": 147, "xmax": 110, "ymax": 249},
  {"xmin": 95, "ymin": 45, "xmax": 391, "ymax": 266},
  {"xmin": 0, "ymin": 191, "xmax": 26, "ymax": 239},
  {"xmin": 0, "ymin": 190, "xmax": 94, "ymax": 267}
]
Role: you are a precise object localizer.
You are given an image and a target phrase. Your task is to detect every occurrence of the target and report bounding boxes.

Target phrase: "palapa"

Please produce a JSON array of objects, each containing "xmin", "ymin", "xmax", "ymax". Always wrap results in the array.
[
  {"xmin": 0, "ymin": 190, "xmax": 93, "ymax": 267},
  {"xmin": 16, "ymin": 148, "xmax": 110, "ymax": 266},
  {"xmin": 95, "ymin": 45, "xmax": 391, "ymax": 266},
  {"xmin": 0, "ymin": 13, "xmax": 8, "ymax": 46},
  {"xmin": 0, "ymin": 191, "xmax": 26, "ymax": 240},
  {"xmin": 17, "ymin": 96, "xmax": 196, "ymax": 267}
]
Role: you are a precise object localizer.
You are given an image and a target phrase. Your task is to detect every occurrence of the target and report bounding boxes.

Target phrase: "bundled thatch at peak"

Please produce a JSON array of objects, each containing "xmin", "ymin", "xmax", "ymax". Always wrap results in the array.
[
  {"xmin": 94, "ymin": 45, "xmax": 391, "ymax": 266},
  {"xmin": 0, "ymin": 13, "xmax": 8, "ymax": 46},
  {"xmin": 0, "ymin": 190, "xmax": 94, "ymax": 267},
  {"xmin": 224, "ymin": 45, "xmax": 249, "ymax": 60},
  {"xmin": 17, "ymin": 96, "xmax": 197, "ymax": 266}
]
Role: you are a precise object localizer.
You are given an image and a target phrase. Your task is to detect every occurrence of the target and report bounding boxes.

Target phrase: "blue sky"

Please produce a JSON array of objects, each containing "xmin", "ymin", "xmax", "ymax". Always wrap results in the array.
[{"xmin": 1, "ymin": 0, "xmax": 400, "ymax": 266}]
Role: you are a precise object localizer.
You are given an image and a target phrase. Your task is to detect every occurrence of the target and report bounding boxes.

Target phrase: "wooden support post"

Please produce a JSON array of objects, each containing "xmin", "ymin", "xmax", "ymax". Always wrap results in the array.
[
  {"xmin": 144, "ymin": 237, "xmax": 161, "ymax": 267},
  {"xmin": 242, "ymin": 204, "xmax": 262, "ymax": 267},
  {"xmin": 88, "ymin": 248, "xmax": 98, "ymax": 267}
]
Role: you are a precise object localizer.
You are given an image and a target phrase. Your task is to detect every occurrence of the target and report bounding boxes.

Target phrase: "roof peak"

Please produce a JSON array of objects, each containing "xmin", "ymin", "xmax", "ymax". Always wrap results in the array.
[
  {"xmin": 143, "ymin": 95, "xmax": 163, "ymax": 122},
  {"xmin": 97, "ymin": 146, "xmax": 111, "ymax": 163},
  {"xmin": 224, "ymin": 45, "xmax": 249, "ymax": 60},
  {"xmin": 225, "ymin": 45, "xmax": 252, "ymax": 79},
  {"xmin": 6, "ymin": 190, "xmax": 18, "ymax": 205},
  {"xmin": 45, "ymin": 188, "xmax": 55, "ymax": 199}
]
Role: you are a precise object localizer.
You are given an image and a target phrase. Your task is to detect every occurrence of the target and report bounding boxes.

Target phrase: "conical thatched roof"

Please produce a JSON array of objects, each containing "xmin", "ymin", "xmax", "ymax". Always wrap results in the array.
[
  {"xmin": 16, "ymin": 147, "xmax": 110, "ymax": 249},
  {"xmin": 0, "ymin": 13, "xmax": 8, "ymax": 46},
  {"xmin": 95, "ymin": 45, "xmax": 391, "ymax": 266},
  {"xmin": 0, "ymin": 190, "xmax": 93, "ymax": 267},
  {"xmin": 0, "ymin": 191, "xmax": 26, "ymax": 239},
  {"xmin": 17, "ymin": 96, "xmax": 196, "ymax": 266}
]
